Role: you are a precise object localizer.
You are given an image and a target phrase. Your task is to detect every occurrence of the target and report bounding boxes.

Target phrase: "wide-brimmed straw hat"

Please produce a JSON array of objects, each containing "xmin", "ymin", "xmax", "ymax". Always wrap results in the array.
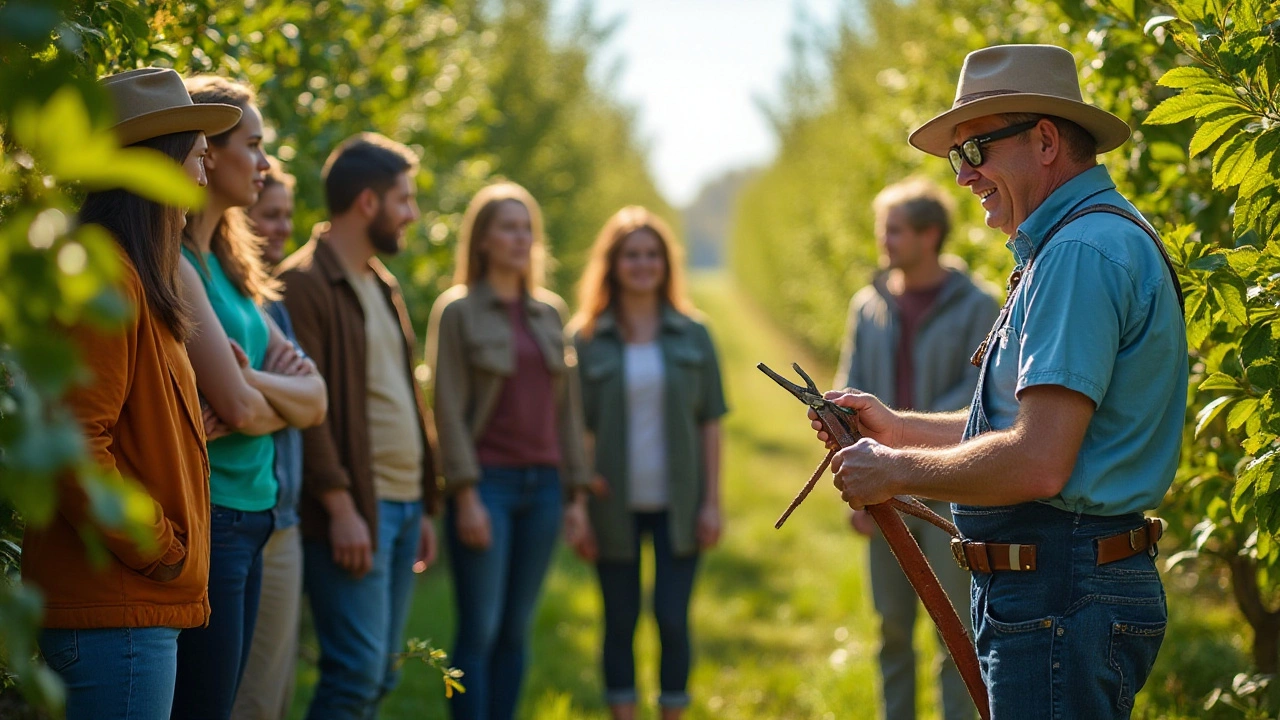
[
  {"xmin": 908, "ymin": 44, "xmax": 1131, "ymax": 157},
  {"xmin": 101, "ymin": 68, "xmax": 242, "ymax": 147}
]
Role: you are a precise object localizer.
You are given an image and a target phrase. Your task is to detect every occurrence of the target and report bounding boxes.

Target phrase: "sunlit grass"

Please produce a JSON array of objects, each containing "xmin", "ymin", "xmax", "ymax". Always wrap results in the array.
[{"xmin": 289, "ymin": 271, "xmax": 1254, "ymax": 720}]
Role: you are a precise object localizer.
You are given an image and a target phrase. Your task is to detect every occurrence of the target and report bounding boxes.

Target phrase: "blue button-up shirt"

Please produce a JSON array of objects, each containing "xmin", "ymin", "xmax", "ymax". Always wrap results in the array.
[
  {"xmin": 265, "ymin": 301, "xmax": 304, "ymax": 530},
  {"xmin": 981, "ymin": 165, "xmax": 1187, "ymax": 515}
]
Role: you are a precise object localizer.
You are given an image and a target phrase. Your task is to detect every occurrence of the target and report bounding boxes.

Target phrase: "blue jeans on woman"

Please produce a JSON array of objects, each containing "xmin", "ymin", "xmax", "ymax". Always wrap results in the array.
[
  {"xmin": 956, "ymin": 501, "xmax": 1166, "ymax": 719},
  {"xmin": 446, "ymin": 466, "xmax": 562, "ymax": 720},
  {"xmin": 303, "ymin": 499, "xmax": 423, "ymax": 720},
  {"xmin": 40, "ymin": 626, "xmax": 181, "ymax": 720},
  {"xmin": 596, "ymin": 511, "xmax": 699, "ymax": 709},
  {"xmin": 172, "ymin": 506, "xmax": 273, "ymax": 720}
]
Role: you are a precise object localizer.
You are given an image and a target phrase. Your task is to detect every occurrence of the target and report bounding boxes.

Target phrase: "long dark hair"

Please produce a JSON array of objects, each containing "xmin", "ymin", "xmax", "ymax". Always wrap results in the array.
[{"xmin": 79, "ymin": 130, "xmax": 199, "ymax": 340}]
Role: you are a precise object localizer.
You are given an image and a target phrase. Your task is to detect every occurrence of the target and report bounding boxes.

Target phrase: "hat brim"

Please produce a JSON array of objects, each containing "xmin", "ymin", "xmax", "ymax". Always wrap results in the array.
[
  {"xmin": 908, "ymin": 93, "xmax": 1131, "ymax": 157},
  {"xmin": 113, "ymin": 103, "xmax": 242, "ymax": 147}
]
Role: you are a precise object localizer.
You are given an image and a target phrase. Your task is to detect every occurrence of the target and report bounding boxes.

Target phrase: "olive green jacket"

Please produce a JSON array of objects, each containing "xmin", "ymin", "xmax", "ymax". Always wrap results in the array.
[
  {"xmin": 573, "ymin": 306, "xmax": 728, "ymax": 561},
  {"xmin": 425, "ymin": 281, "xmax": 589, "ymax": 492}
]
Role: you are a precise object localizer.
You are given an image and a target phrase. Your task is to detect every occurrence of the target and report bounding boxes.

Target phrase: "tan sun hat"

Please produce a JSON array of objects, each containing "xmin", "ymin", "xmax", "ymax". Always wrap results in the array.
[
  {"xmin": 101, "ymin": 68, "xmax": 242, "ymax": 147},
  {"xmin": 908, "ymin": 44, "xmax": 1131, "ymax": 158}
]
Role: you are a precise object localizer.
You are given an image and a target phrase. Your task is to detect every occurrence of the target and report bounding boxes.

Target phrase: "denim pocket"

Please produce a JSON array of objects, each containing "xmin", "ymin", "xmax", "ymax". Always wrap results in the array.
[
  {"xmin": 1107, "ymin": 619, "xmax": 1165, "ymax": 710},
  {"xmin": 39, "ymin": 629, "xmax": 78, "ymax": 673}
]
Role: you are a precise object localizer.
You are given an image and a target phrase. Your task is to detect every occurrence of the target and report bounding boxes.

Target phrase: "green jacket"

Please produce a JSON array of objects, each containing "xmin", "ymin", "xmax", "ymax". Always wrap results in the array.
[
  {"xmin": 425, "ymin": 281, "xmax": 590, "ymax": 493},
  {"xmin": 573, "ymin": 306, "xmax": 728, "ymax": 561}
]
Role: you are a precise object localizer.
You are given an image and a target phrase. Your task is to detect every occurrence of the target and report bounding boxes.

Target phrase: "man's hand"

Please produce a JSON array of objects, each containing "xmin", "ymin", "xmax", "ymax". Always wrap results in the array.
[
  {"xmin": 562, "ymin": 496, "xmax": 597, "ymax": 561},
  {"xmin": 832, "ymin": 437, "xmax": 902, "ymax": 510},
  {"xmin": 809, "ymin": 390, "xmax": 902, "ymax": 448},
  {"xmin": 454, "ymin": 487, "xmax": 492, "ymax": 550},
  {"xmin": 848, "ymin": 507, "xmax": 877, "ymax": 537},
  {"xmin": 413, "ymin": 515, "xmax": 438, "ymax": 573},
  {"xmin": 228, "ymin": 338, "xmax": 250, "ymax": 369},
  {"xmin": 325, "ymin": 491, "xmax": 373, "ymax": 577}
]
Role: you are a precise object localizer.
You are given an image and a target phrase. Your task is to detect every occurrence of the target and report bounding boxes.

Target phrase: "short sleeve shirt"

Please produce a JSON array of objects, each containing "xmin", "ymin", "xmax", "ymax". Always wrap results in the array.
[{"xmin": 979, "ymin": 165, "xmax": 1187, "ymax": 516}]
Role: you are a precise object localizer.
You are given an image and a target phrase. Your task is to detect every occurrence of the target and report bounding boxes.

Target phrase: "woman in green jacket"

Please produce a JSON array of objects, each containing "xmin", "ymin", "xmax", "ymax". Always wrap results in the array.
[{"xmin": 569, "ymin": 206, "xmax": 728, "ymax": 720}]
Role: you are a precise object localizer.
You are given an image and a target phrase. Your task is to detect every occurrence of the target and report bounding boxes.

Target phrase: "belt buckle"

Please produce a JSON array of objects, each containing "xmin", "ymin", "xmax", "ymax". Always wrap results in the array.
[
  {"xmin": 950, "ymin": 537, "xmax": 970, "ymax": 570},
  {"xmin": 1128, "ymin": 527, "xmax": 1145, "ymax": 551}
]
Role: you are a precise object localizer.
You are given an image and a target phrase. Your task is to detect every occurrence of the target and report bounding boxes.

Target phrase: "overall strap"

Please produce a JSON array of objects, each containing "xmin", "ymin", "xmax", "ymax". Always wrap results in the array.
[{"xmin": 1041, "ymin": 204, "xmax": 1185, "ymax": 316}]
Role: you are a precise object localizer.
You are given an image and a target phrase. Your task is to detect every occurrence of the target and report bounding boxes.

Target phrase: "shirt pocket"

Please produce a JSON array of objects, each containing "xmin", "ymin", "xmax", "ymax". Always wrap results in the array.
[
  {"xmin": 467, "ymin": 333, "xmax": 512, "ymax": 375},
  {"xmin": 668, "ymin": 345, "xmax": 705, "ymax": 412}
]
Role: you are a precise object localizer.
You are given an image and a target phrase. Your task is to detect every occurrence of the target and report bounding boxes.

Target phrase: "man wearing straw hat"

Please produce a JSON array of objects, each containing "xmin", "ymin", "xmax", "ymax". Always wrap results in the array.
[{"xmin": 815, "ymin": 45, "xmax": 1187, "ymax": 718}]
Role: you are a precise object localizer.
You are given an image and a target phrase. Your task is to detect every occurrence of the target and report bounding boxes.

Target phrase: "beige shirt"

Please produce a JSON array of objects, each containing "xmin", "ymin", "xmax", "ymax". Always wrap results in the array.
[{"xmin": 346, "ymin": 266, "xmax": 423, "ymax": 502}]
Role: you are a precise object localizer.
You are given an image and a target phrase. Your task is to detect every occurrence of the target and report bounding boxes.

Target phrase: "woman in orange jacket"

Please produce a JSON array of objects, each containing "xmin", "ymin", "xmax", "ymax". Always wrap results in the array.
[{"xmin": 20, "ymin": 68, "xmax": 240, "ymax": 720}]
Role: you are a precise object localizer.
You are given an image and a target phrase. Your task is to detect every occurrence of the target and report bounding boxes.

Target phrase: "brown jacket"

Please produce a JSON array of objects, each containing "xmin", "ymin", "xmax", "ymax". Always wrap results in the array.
[
  {"xmin": 22, "ymin": 248, "xmax": 212, "ymax": 629},
  {"xmin": 425, "ymin": 281, "xmax": 589, "ymax": 492},
  {"xmin": 276, "ymin": 233, "xmax": 439, "ymax": 545}
]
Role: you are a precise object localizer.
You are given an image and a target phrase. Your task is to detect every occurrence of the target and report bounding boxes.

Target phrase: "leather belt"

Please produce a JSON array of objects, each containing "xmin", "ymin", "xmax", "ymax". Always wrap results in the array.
[{"xmin": 950, "ymin": 518, "xmax": 1164, "ymax": 572}]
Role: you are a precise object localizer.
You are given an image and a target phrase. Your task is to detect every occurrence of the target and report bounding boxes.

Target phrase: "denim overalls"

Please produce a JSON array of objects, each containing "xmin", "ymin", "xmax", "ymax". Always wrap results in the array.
[{"xmin": 952, "ymin": 205, "xmax": 1168, "ymax": 719}]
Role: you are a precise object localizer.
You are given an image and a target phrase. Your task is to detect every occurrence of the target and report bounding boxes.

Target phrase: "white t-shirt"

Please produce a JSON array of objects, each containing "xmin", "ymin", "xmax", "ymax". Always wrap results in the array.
[{"xmin": 624, "ymin": 342, "xmax": 668, "ymax": 510}]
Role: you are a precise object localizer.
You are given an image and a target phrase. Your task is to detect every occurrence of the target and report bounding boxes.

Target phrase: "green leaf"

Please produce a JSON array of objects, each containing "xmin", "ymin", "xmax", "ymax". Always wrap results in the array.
[
  {"xmin": 1250, "ymin": 361, "xmax": 1280, "ymax": 391},
  {"xmin": 1144, "ymin": 14, "xmax": 1179, "ymax": 34},
  {"xmin": 1212, "ymin": 269, "xmax": 1250, "ymax": 326},
  {"xmin": 1189, "ymin": 109, "xmax": 1254, "ymax": 157},
  {"xmin": 1189, "ymin": 253, "xmax": 1227, "ymax": 271},
  {"xmin": 1145, "ymin": 92, "xmax": 1241, "ymax": 125},
  {"xmin": 1201, "ymin": 372, "xmax": 1244, "ymax": 391},
  {"xmin": 1196, "ymin": 394, "xmax": 1235, "ymax": 435},
  {"xmin": 1225, "ymin": 245, "xmax": 1262, "ymax": 273},
  {"xmin": 1228, "ymin": 396, "xmax": 1260, "ymax": 430},
  {"xmin": 1213, "ymin": 130, "xmax": 1257, "ymax": 189},
  {"xmin": 1157, "ymin": 65, "xmax": 1220, "ymax": 89}
]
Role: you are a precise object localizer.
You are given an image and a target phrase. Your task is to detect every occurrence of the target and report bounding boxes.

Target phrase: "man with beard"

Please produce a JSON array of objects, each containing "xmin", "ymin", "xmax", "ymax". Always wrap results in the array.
[
  {"xmin": 835, "ymin": 177, "xmax": 996, "ymax": 720},
  {"xmin": 276, "ymin": 133, "xmax": 439, "ymax": 720}
]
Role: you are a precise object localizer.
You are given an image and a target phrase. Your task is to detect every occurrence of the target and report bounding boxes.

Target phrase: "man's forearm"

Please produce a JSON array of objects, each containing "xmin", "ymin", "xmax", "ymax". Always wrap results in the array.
[{"xmin": 896, "ymin": 409, "xmax": 969, "ymax": 448}]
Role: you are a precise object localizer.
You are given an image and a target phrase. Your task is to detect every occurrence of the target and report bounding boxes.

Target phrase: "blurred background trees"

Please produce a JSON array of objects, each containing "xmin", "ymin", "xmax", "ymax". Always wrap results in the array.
[{"xmin": 4, "ymin": 0, "xmax": 1280, "ymax": 716}]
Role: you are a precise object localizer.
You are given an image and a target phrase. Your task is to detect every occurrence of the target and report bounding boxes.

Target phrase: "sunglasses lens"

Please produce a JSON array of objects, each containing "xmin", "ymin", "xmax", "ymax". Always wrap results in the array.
[
  {"xmin": 963, "ymin": 141, "xmax": 983, "ymax": 168},
  {"xmin": 948, "ymin": 149, "xmax": 963, "ymax": 174}
]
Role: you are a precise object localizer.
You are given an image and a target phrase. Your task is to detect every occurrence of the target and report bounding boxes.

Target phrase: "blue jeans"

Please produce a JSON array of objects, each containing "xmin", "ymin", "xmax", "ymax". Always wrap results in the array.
[
  {"xmin": 40, "ymin": 626, "xmax": 180, "ymax": 720},
  {"xmin": 173, "ymin": 506, "xmax": 273, "ymax": 720},
  {"xmin": 445, "ymin": 466, "xmax": 562, "ymax": 720},
  {"xmin": 955, "ymin": 502, "xmax": 1166, "ymax": 719},
  {"xmin": 596, "ymin": 511, "xmax": 699, "ymax": 709},
  {"xmin": 304, "ymin": 499, "xmax": 423, "ymax": 720}
]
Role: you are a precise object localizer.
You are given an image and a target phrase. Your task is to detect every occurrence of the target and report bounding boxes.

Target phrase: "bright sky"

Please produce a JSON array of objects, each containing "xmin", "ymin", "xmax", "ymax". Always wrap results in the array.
[{"xmin": 552, "ymin": 0, "xmax": 845, "ymax": 207}]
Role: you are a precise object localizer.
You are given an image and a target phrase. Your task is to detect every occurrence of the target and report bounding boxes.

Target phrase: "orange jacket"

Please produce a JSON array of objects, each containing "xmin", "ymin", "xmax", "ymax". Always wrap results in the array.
[{"xmin": 22, "ymin": 248, "xmax": 211, "ymax": 629}]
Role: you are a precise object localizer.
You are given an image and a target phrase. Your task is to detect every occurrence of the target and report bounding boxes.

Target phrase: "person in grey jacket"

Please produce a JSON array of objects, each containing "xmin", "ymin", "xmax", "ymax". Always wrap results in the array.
[{"xmin": 834, "ymin": 177, "xmax": 998, "ymax": 720}]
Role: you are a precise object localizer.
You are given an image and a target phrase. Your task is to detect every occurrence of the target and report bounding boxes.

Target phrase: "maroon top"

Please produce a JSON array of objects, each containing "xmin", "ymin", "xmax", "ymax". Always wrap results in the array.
[
  {"xmin": 475, "ymin": 300, "xmax": 562, "ymax": 468},
  {"xmin": 893, "ymin": 283, "xmax": 944, "ymax": 411}
]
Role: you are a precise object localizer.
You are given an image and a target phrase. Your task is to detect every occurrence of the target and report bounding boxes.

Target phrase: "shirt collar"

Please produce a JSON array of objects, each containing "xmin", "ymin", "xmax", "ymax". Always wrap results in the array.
[
  {"xmin": 1009, "ymin": 164, "xmax": 1116, "ymax": 267},
  {"xmin": 594, "ymin": 304, "xmax": 690, "ymax": 337},
  {"xmin": 471, "ymin": 280, "xmax": 544, "ymax": 315}
]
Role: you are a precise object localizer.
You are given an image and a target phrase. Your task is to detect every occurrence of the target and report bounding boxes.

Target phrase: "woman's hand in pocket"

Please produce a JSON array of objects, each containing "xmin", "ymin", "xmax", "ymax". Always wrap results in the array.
[{"xmin": 454, "ymin": 487, "xmax": 492, "ymax": 550}]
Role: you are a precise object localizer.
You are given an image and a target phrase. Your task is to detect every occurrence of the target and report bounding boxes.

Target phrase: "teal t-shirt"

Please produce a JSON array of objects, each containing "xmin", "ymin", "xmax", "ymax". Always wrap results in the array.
[{"xmin": 182, "ymin": 246, "xmax": 278, "ymax": 512}]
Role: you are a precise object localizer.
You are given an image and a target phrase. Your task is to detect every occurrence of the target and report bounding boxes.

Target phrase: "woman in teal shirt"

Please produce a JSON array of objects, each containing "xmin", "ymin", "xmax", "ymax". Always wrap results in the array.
[
  {"xmin": 570, "ymin": 206, "xmax": 727, "ymax": 720},
  {"xmin": 173, "ymin": 76, "xmax": 327, "ymax": 720}
]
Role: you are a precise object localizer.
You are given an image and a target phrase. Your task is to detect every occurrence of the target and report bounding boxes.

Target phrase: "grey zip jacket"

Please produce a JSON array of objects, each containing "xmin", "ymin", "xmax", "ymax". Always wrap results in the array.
[{"xmin": 834, "ymin": 256, "xmax": 1000, "ymax": 412}]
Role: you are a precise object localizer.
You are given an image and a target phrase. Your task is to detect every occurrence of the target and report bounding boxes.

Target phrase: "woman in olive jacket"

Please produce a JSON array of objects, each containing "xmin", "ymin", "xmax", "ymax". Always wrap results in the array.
[
  {"xmin": 568, "ymin": 206, "xmax": 728, "ymax": 720},
  {"xmin": 426, "ymin": 181, "xmax": 590, "ymax": 720}
]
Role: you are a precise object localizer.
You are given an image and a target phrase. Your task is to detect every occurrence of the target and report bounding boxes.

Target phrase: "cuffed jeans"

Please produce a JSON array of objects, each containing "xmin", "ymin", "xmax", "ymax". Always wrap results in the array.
[
  {"xmin": 870, "ymin": 500, "xmax": 974, "ymax": 720},
  {"xmin": 445, "ymin": 466, "xmax": 562, "ymax": 720},
  {"xmin": 173, "ymin": 506, "xmax": 273, "ymax": 720},
  {"xmin": 955, "ymin": 502, "xmax": 1166, "ymax": 719},
  {"xmin": 596, "ymin": 511, "xmax": 699, "ymax": 709},
  {"xmin": 40, "ymin": 626, "xmax": 181, "ymax": 720},
  {"xmin": 304, "ymin": 499, "xmax": 423, "ymax": 720}
]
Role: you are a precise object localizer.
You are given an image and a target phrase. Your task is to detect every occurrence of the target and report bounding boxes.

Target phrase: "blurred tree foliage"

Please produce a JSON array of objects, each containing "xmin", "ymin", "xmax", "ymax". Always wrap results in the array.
[
  {"xmin": 0, "ymin": 0, "xmax": 667, "ymax": 712},
  {"xmin": 732, "ymin": 0, "xmax": 1280, "ymax": 708}
]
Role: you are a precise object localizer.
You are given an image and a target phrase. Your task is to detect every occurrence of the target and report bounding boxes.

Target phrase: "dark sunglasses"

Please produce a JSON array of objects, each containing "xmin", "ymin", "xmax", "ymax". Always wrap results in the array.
[{"xmin": 948, "ymin": 119, "xmax": 1042, "ymax": 174}]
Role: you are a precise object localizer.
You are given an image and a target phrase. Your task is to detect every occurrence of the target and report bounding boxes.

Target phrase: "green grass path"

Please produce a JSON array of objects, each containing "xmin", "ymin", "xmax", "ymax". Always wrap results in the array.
[{"xmin": 289, "ymin": 272, "xmax": 947, "ymax": 719}]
